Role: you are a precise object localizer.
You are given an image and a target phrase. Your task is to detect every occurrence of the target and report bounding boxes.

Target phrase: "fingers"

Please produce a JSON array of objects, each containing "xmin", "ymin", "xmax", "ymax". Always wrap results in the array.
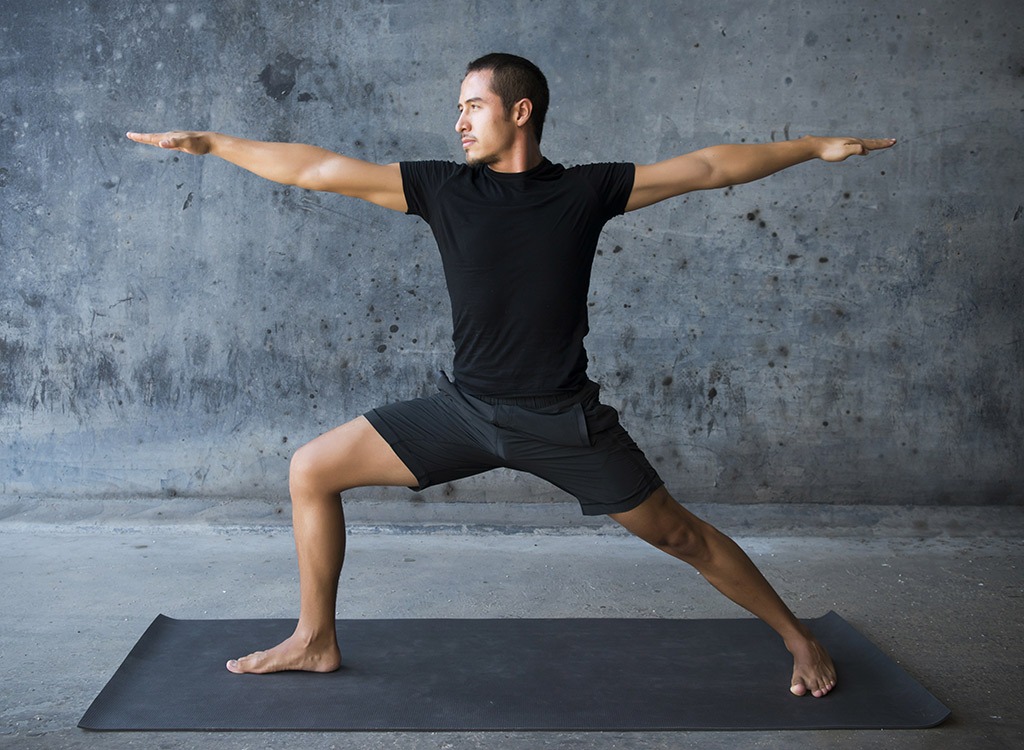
[
  {"xmin": 843, "ymin": 141, "xmax": 868, "ymax": 158},
  {"xmin": 818, "ymin": 136, "xmax": 896, "ymax": 162},
  {"xmin": 862, "ymin": 137, "xmax": 897, "ymax": 152},
  {"xmin": 842, "ymin": 138, "xmax": 896, "ymax": 157},
  {"xmin": 125, "ymin": 131, "xmax": 182, "ymax": 149},
  {"xmin": 125, "ymin": 130, "xmax": 209, "ymax": 155},
  {"xmin": 125, "ymin": 131, "xmax": 161, "ymax": 146}
]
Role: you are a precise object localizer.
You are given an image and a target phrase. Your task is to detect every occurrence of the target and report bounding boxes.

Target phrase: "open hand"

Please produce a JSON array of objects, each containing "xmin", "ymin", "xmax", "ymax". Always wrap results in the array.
[
  {"xmin": 125, "ymin": 130, "xmax": 212, "ymax": 155},
  {"xmin": 815, "ymin": 136, "xmax": 897, "ymax": 162}
]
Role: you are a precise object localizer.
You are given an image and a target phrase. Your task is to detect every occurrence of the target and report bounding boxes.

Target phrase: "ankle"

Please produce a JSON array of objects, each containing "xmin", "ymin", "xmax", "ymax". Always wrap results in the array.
[
  {"xmin": 782, "ymin": 622, "xmax": 816, "ymax": 652},
  {"xmin": 293, "ymin": 622, "xmax": 337, "ymax": 649}
]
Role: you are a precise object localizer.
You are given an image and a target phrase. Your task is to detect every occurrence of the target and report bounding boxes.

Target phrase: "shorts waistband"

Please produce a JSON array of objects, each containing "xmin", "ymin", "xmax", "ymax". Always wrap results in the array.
[
  {"xmin": 474, "ymin": 391, "xmax": 577, "ymax": 408},
  {"xmin": 439, "ymin": 372, "xmax": 599, "ymax": 415}
]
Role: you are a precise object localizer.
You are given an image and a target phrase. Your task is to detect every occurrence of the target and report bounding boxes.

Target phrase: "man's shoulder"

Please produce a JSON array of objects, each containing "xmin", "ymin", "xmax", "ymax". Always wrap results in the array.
[
  {"xmin": 561, "ymin": 162, "xmax": 636, "ymax": 215},
  {"xmin": 401, "ymin": 159, "xmax": 463, "ymax": 167},
  {"xmin": 563, "ymin": 161, "xmax": 633, "ymax": 174},
  {"xmin": 401, "ymin": 159, "xmax": 464, "ymax": 176},
  {"xmin": 562, "ymin": 161, "xmax": 636, "ymax": 189}
]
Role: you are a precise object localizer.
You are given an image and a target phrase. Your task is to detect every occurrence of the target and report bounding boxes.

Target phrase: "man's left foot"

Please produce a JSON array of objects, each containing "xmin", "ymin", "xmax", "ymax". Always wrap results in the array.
[{"xmin": 786, "ymin": 627, "xmax": 837, "ymax": 697}]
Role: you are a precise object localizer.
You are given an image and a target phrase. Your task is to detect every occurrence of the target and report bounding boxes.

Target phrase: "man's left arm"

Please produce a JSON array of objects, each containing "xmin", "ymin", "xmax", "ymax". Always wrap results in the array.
[{"xmin": 625, "ymin": 135, "xmax": 896, "ymax": 212}]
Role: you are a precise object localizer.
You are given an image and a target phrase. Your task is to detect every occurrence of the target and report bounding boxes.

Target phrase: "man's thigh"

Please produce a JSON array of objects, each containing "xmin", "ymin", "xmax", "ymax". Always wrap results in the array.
[
  {"xmin": 294, "ymin": 416, "xmax": 419, "ymax": 493},
  {"xmin": 364, "ymin": 392, "xmax": 502, "ymax": 490}
]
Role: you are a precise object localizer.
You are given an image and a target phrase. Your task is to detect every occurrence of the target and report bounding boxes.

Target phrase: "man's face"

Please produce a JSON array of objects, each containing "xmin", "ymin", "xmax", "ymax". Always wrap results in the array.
[{"xmin": 456, "ymin": 70, "xmax": 516, "ymax": 166}]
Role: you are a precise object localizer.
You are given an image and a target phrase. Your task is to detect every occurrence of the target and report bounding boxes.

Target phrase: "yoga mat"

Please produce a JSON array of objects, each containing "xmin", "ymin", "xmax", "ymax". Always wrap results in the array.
[{"xmin": 80, "ymin": 612, "xmax": 949, "ymax": 731}]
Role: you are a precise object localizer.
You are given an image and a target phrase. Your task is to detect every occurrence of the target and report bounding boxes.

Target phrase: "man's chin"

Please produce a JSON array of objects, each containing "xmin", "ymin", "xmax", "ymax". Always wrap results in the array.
[{"xmin": 465, "ymin": 152, "xmax": 498, "ymax": 167}]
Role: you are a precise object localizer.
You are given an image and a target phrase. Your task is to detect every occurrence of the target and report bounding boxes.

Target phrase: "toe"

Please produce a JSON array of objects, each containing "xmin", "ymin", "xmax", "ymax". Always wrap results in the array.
[
  {"xmin": 790, "ymin": 680, "xmax": 808, "ymax": 696},
  {"xmin": 226, "ymin": 651, "xmax": 264, "ymax": 674},
  {"xmin": 811, "ymin": 679, "xmax": 836, "ymax": 698}
]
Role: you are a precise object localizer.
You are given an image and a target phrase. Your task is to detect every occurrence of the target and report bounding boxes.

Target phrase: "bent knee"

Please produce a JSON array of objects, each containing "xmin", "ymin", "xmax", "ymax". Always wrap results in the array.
[
  {"xmin": 288, "ymin": 442, "xmax": 346, "ymax": 496},
  {"xmin": 288, "ymin": 445, "xmax": 319, "ymax": 490}
]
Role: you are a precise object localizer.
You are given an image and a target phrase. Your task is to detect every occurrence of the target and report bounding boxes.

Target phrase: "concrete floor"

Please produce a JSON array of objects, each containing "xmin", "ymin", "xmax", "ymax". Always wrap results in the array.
[{"xmin": 1, "ymin": 501, "xmax": 1022, "ymax": 749}]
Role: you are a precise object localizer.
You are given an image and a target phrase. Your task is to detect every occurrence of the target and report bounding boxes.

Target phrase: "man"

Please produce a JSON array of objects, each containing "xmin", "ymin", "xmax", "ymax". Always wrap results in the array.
[{"xmin": 128, "ymin": 52, "xmax": 895, "ymax": 698}]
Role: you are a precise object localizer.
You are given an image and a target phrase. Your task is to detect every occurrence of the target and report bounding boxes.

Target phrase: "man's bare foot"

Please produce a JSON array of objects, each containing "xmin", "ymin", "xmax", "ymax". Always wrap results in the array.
[
  {"xmin": 786, "ymin": 627, "xmax": 837, "ymax": 697},
  {"xmin": 226, "ymin": 630, "xmax": 342, "ymax": 674}
]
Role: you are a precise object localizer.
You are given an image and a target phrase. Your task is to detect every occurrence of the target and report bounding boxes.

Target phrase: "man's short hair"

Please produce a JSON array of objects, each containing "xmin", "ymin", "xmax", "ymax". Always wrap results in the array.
[{"xmin": 466, "ymin": 53, "xmax": 550, "ymax": 144}]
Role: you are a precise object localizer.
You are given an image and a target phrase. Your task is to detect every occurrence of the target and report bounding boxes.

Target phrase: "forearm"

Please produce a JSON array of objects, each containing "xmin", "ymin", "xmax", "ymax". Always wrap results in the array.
[{"xmin": 697, "ymin": 136, "xmax": 822, "ymax": 189}]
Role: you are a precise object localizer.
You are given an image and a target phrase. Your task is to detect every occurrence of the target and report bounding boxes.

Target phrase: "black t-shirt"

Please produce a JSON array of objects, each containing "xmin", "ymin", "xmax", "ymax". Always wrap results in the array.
[{"xmin": 400, "ymin": 158, "xmax": 635, "ymax": 396}]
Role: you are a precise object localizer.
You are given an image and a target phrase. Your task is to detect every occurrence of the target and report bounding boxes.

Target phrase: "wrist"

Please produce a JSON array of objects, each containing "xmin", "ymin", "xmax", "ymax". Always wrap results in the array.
[
  {"xmin": 203, "ymin": 132, "xmax": 225, "ymax": 157},
  {"xmin": 795, "ymin": 135, "xmax": 820, "ymax": 159}
]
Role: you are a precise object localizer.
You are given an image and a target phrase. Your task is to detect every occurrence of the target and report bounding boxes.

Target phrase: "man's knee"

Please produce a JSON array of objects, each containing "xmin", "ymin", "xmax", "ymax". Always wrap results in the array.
[
  {"xmin": 657, "ymin": 516, "xmax": 711, "ymax": 563},
  {"xmin": 643, "ymin": 492, "xmax": 712, "ymax": 562},
  {"xmin": 289, "ymin": 440, "xmax": 347, "ymax": 496},
  {"xmin": 288, "ymin": 443, "xmax": 319, "ymax": 493},
  {"xmin": 614, "ymin": 488, "xmax": 712, "ymax": 562}
]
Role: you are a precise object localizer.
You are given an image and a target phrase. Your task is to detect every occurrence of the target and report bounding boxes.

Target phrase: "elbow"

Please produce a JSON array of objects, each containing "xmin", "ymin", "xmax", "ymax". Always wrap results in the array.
[
  {"xmin": 691, "ymin": 150, "xmax": 731, "ymax": 191},
  {"xmin": 291, "ymin": 166, "xmax": 322, "ymax": 191}
]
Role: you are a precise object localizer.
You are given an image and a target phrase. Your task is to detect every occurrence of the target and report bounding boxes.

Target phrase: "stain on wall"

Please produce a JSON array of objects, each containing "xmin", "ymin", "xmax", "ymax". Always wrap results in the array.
[{"xmin": 1, "ymin": 0, "xmax": 1021, "ymax": 505}]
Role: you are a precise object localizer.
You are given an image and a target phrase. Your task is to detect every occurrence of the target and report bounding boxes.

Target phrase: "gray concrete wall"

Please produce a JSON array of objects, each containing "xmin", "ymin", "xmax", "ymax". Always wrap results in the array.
[{"xmin": 1, "ymin": 0, "xmax": 1021, "ymax": 507}]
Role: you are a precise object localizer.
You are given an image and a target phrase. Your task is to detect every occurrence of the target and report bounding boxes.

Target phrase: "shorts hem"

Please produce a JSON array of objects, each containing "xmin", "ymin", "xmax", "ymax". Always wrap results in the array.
[
  {"xmin": 364, "ymin": 409, "xmax": 430, "ymax": 491},
  {"xmin": 579, "ymin": 478, "xmax": 665, "ymax": 517}
]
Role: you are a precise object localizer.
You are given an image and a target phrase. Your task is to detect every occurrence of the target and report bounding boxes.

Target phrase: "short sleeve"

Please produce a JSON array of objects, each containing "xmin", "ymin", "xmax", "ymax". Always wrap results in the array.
[
  {"xmin": 568, "ymin": 162, "xmax": 636, "ymax": 218},
  {"xmin": 400, "ymin": 161, "xmax": 461, "ymax": 222}
]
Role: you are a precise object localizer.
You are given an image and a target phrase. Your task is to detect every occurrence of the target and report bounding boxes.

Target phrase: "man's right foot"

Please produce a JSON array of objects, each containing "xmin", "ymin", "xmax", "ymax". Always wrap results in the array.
[{"xmin": 226, "ymin": 631, "xmax": 341, "ymax": 674}]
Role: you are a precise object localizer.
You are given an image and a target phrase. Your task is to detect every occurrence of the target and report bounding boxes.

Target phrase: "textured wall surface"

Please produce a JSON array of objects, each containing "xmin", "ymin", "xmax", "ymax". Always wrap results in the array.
[{"xmin": 1, "ymin": 0, "xmax": 1021, "ymax": 506}]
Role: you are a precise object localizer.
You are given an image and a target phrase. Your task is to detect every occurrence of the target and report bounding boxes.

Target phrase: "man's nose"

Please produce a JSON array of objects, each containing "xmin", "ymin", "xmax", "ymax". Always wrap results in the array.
[{"xmin": 455, "ymin": 112, "xmax": 469, "ymax": 132}]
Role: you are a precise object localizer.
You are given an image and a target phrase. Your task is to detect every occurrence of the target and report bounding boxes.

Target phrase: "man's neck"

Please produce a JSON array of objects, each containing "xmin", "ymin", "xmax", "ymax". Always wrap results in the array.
[{"xmin": 486, "ymin": 140, "xmax": 544, "ymax": 174}]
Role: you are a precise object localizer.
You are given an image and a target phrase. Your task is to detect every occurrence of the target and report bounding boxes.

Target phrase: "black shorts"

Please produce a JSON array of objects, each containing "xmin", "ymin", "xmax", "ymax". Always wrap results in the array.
[{"xmin": 364, "ymin": 373, "xmax": 664, "ymax": 516}]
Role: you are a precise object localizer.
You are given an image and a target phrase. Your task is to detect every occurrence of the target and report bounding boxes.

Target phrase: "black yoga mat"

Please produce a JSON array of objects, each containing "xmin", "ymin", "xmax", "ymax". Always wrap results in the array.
[{"xmin": 80, "ymin": 612, "xmax": 949, "ymax": 731}]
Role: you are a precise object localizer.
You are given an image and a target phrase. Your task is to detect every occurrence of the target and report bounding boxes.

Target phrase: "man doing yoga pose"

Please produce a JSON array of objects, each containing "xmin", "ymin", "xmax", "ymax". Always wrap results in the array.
[{"xmin": 128, "ymin": 52, "xmax": 895, "ymax": 698}]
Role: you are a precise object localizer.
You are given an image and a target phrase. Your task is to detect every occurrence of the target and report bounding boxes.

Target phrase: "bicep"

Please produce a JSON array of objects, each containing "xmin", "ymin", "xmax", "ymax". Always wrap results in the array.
[
  {"xmin": 625, "ymin": 152, "xmax": 716, "ymax": 212},
  {"xmin": 308, "ymin": 157, "xmax": 407, "ymax": 212}
]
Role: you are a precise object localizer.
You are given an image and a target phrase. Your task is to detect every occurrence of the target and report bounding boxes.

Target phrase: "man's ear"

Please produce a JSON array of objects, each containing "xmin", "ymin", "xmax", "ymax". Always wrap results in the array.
[{"xmin": 512, "ymin": 98, "xmax": 533, "ymax": 129}]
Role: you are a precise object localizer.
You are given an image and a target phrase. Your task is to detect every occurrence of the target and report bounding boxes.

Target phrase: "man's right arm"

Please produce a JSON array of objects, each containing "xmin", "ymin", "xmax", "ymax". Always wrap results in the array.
[{"xmin": 125, "ymin": 131, "xmax": 407, "ymax": 212}]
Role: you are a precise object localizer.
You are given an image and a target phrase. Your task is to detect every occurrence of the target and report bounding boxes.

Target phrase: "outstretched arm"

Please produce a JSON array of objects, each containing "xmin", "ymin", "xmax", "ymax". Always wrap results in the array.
[
  {"xmin": 125, "ymin": 131, "xmax": 407, "ymax": 212},
  {"xmin": 625, "ymin": 135, "xmax": 896, "ymax": 212}
]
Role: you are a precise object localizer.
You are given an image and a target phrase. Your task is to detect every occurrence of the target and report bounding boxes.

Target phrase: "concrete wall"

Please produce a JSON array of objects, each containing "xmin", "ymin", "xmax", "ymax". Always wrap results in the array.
[{"xmin": 2, "ymin": 0, "xmax": 1021, "ymax": 507}]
